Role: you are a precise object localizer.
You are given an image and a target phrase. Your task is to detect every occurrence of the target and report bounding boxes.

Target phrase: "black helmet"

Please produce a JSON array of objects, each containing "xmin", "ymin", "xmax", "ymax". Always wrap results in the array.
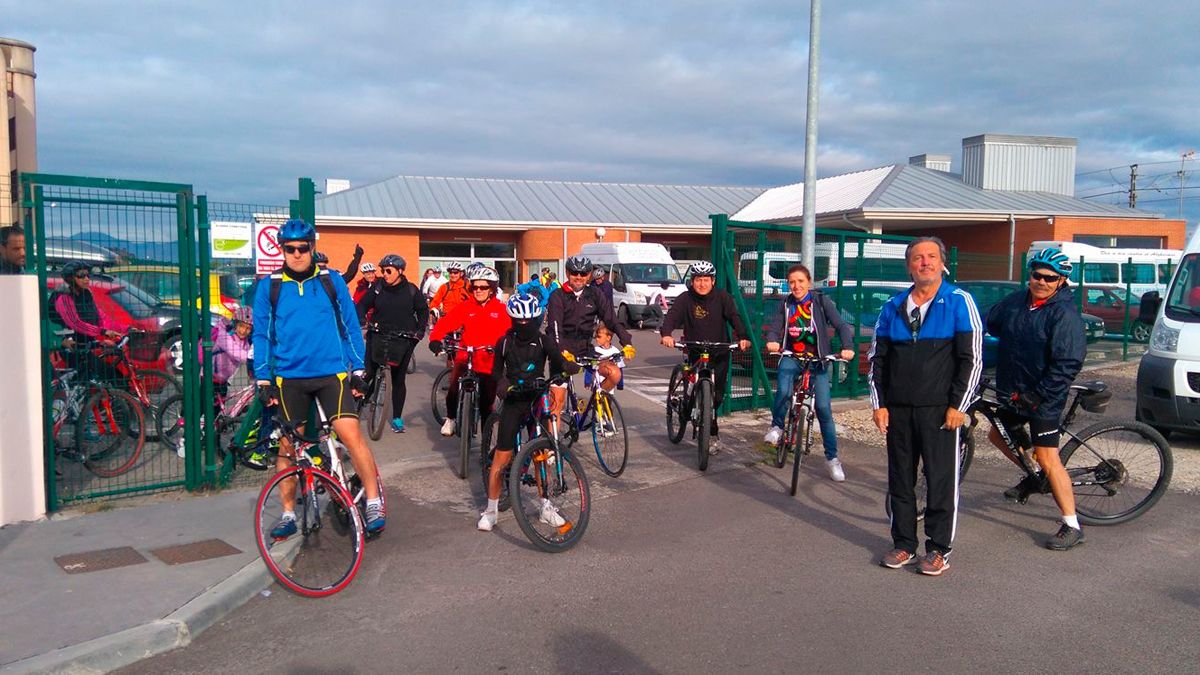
[
  {"xmin": 379, "ymin": 253, "xmax": 406, "ymax": 270},
  {"xmin": 565, "ymin": 255, "xmax": 592, "ymax": 274},
  {"xmin": 61, "ymin": 261, "xmax": 90, "ymax": 280},
  {"xmin": 313, "ymin": 251, "xmax": 329, "ymax": 265}
]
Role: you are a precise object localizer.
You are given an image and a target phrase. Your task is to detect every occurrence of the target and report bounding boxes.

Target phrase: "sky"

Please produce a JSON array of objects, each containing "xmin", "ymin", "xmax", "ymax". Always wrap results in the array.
[{"xmin": 7, "ymin": 0, "xmax": 1200, "ymax": 226}]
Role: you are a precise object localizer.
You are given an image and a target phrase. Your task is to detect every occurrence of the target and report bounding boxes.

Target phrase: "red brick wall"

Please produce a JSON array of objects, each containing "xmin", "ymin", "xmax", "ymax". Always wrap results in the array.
[
  {"xmin": 1052, "ymin": 216, "xmax": 1185, "ymax": 249},
  {"xmin": 314, "ymin": 227, "xmax": 419, "ymax": 281}
]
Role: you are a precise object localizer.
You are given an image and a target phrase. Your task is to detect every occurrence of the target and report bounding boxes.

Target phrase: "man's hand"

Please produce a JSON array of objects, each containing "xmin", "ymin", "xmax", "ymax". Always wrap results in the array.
[
  {"xmin": 838, "ymin": 349, "xmax": 855, "ymax": 361},
  {"xmin": 561, "ymin": 350, "xmax": 576, "ymax": 363},
  {"xmin": 103, "ymin": 329, "xmax": 122, "ymax": 340},
  {"xmin": 257, "ymin": 380, "xmax": 279, "ymax": 406},
  {"xmin": 428, "ymin": 339, "xmax": 443, "ymax": 355},
  {"xmin": 765, "ymin": 341, "xmax": 781, "ymax": 353},
  {"xmin": 737, "ymin": 339, "xmax": 751, "ymax": 351},
  {"xmin": 350, "ymin": 371, "xmax": 368, "ymax": 397},
  {"xmin": 354, "ymin": 243, "xmax": 364, "ymax": 257},
  {"xmin": 873, "ymin": 407, "xmax": 889, "ymax": 435},
  {"xmin": 1013, "ymin": 391, "xmax": 1042, "ymax": 414},
  {"xmin": 943, "ymin": 407, "xmax": 967, "ymax": 430},
  {"xmin": 660, "ymin": 335, "xmax": 675, "ymax": 348},
  {"xmin": 622, "ymin": 344, "xmax": 636, "ymax": 360}
]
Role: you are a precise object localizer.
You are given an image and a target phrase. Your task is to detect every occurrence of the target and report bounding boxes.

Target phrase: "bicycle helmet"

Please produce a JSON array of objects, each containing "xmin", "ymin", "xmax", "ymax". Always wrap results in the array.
[
  {"xmin": 61, "ymin": 260, "xmax": 90, "ymax": 280},
  {"xmin": 465, "ymin": 261, "xmax": 485, "ymax": 275},
  {"xmin": 360, "ymin": 262, "xmax": 377, "ymax": 273},
  {"xmin": 277, "ymin": 218, "xmax": 316, "ymax": 243},
  {"xmin": 506, "ymin": 292, "xmax": 543, "ymax": 319},
  {"xmin": 688, "ymin": 260, "xmax": 717, "ymax": 278},
  {"xmin": 379, "ymin": 253, "xmax": 406, "ymax": 270},
  {"xmin": 231, "ymin": 306, "xmax": 253, "ymax": 326},
  {"xmin": 466, "ymin": 265, "xmax": 500, "ymax": 283},
  {"xmin": 445, "ymin": 261, "xmax": 464, "ymax": 272},
  {"xmin": 592, "ymin": 266, "xmax": 606, "ymax": 280},
  {"xmin": 1028, "ymin": 247, "xmax": 1073, "ymax": 277},
  {"xmin": 565, "ymin": 255, "xmax": 592, "ymax": 274},
  {"xmin": 313, "ymin": 251, "xmax": 329, "ymax": 265}
]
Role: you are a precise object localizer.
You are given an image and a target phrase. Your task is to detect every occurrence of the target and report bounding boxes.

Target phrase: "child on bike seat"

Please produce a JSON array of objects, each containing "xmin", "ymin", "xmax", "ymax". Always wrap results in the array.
[
  {"xmin": 477, "ymin": 292, "xmax": 579, "ymax": 533},
  {"xmin": 585, "ymin": 324, "xmax": 624, "ymax": 393}
]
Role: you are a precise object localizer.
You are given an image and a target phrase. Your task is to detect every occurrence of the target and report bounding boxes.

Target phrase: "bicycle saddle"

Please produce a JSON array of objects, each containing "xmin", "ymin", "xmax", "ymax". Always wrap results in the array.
[{"xmin": 1070, "ymin": 381, "xmax": 1108, "ymax": 394}]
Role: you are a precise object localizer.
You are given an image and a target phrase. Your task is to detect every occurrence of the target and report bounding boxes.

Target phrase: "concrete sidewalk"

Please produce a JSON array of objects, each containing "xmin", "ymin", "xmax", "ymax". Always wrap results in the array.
[{"xmin": 0, "ymin": 489, "xmax": 268, "ymax": 674}]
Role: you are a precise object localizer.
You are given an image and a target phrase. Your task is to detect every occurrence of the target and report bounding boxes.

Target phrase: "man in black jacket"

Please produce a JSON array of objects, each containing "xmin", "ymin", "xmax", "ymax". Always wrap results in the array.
[
  {"xmin": 986, "ymin": 247, "xmax": 1087, "ymax": 550},
  {"xmin": 356, "ymin": 253, "xmax": 428, "ymax": 433},
  {"xmin": 660, "ymin": 260, "xmax": 751, "ymax": 453}
]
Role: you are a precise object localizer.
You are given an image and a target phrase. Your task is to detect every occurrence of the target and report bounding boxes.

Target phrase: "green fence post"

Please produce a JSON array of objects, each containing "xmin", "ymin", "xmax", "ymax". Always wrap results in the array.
[
  {"xmin": 177, "ymin": 191, "xmax": 201, "ymax": 491},
  {"xmin": 289, "ymin": 199, "xmax": 300, "ymax": 219},
  {"xmin": 1122, "ymin": 256, "xmax": 1133, "ymax": 361},
  {"xmin": 26, "ymin": 182, "xmax": 57, "ymax": 511},
  {"xmin": 834, "ymin": 235, "xmax": 849, "ymax": 397},
  {"xmin": 854, "ymin": 239, "xmax": 866, "ymax": 398},
  {"xmin": 949, "ymin": 246, "xmax": 959, "ymax": 282},
  {"xmin": 298, "ymin": 177, "xmax": 316, "ymax": 226},
  {"xmin": 1077, "ymin": 255, "xmax": 1086, "ymax": 314},
  {"xmin": 197, "ymin": 195, "xmax": 218, "ymax": 486}
]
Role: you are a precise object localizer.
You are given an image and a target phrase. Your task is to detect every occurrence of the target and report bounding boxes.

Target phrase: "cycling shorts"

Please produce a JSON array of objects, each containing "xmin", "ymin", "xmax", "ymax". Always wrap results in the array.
[
  {"xmin": 995, "ymin": 409, "xmax": 1060, "ymax": 449},
  {"xmin": 277, "ymin": 373, "xmax": 357, "ymax": 424}
]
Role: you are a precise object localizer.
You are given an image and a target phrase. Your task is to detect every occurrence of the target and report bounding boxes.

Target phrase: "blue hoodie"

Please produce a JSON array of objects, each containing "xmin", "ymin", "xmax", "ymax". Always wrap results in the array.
[{"xmin": 252, "ymin": 267, "xmax": 366, "ymax": 381}]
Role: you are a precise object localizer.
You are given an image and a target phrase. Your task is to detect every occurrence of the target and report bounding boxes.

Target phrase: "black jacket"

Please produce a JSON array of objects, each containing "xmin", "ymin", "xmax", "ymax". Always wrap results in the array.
[
  {"xmin": 0, "ymin": 259, "xmax": 22, "ymax": 275},
  {"xmin": 356, "ymin": 277, "xmax": 428, "ymax": 335},
  {"xmin": 659, "ymin": 288, "xmax": 749, "ymax": 343},
  {"xmin": 986, "ymin": 287, "xmax": 1086, "ymax": 420},
  {"xmin": 764, "ymin": 290, "xmax": 853, "ymax": 360},
  {"xmin": 492, "ymin": 331, "xmax": 580, "ymax": 396},
  {"xmin": 546, "ymin": 284, "xmax": 632, "ymax": 348}
]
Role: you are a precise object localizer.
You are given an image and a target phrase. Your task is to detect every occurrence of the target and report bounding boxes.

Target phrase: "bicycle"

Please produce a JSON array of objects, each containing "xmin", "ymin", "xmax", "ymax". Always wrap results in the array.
[
  {"xmin": 254, "ymin": 399, "xmax": 385, "ymax": 597},
  {"xmin": 157, "ymin": 379, "xmax": 278, "ymax": 476},
  {"xmin": 557, "ymin": 355, "xmax": 629, "ymax": 477},
  {"xmin": 665, "ymin": 341, "xmax": 741, "ymax": 471},
  {"xmin": 481, "ymin": 378, "xmax": 591, "ymax": 552},
  {"xmin": 360, "ymin": 325, "xmax": 422, "ymax": 440},
  {"xmin": 49, "ymin": 359, "xmax": 146, "ymax": 478},
  {"xmin": 448, "ymin": 345, "xmax": 493, "ymax": 480},
  {"xmin": 964, "ymin": 379, "xmax": 1171, "ymax": 525},
  {"xmin": 770, "ymin": 352, "xmax": 843, "ymax": 497},
  {"xmin": 101, "ymin": 329, "xmax": 181, "ymax": 438},
  {"xmin": 430, "ymin": 332, "xmax": 462, "ymax": 426}
]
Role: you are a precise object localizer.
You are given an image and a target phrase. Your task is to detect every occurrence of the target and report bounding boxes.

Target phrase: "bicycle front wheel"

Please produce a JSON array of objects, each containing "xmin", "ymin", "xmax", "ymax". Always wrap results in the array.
[
  {"xmin": 774, "ymin": 402, "xmax": 794, "ymax": 469},
  {"xmin": 156, "ymin": 393, "xmax": 186, "ymax": 447},
  {"xmin": 590, "ymin": 392, "xmax": 628, "ymax": 477},
  {"xmin": 789, "ymin": 407, "xmax": 812, "ymax": 497},
  {"xmin": 509, "ymin": 438, "xmax": 590, "ymax": 553},
  {"xmin": 666, "ymin": 365, "xmax": 687, "ymax": 444},
  {"xmin": 366, "ymin": 370, "xmax": 391, "ymax": 441},
  {"xmin": 1059, "ymin": 420, "xmax": 1172, "ymax": 525},
  {"xmin": 696, "ymin": 379, "xmax": 712, "ymax": 471},
  {"xmin": 255, "ymin": 465, "xmax": 365, "ymax": 597},
  {"xmin": 458, "ymin": 389, "xmax": 475, "ymax": 480},
  {"xmin": 79, "ymin": 388, "xmax": 145, "ymax": 478},
  {"xmin": 432, "ymin": 368, "xmax": 451, "ymax": 426},
  {"xmin": 137, "ymin": 368, "xmax": 182, "ymax": 438}
]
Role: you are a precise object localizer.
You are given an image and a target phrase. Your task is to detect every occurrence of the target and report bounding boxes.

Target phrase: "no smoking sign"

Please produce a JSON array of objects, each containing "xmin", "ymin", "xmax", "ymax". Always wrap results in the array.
[{"xmin": 255, "ymin": 223, "xmax": 284, "ymax": 274}]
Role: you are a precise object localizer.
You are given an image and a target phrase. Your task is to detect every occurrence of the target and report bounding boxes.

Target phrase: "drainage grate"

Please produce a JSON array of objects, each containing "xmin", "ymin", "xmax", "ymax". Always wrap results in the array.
[
  {"xmin": 55, "ymin": 547, "xmax": 149, "ymax": 574},
  {"xmin": 149, "ymin": 539, "xmax": 242, "ymax": 566}
]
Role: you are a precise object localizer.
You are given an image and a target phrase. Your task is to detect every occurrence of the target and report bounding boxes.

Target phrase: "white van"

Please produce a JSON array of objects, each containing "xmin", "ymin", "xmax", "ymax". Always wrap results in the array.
[
  {"xmin": 1136, "ymin": 229, "xmax": 1200, "ymax": 436},
  {"xmin": 1028, "ymin": 241, "xmax": 1181, "ymax": 299},
  {"xmin": 579, "ymin": 242, "xmax": 685, "ymax": 328},
  {"xmin": 737, "ymin": 242, "xmax": 909, "ymax": 294}
]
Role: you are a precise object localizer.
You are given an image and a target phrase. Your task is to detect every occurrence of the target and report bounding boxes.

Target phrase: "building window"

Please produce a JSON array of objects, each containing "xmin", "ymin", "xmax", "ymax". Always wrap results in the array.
[
  {"xmin": 474, "ymin": 243, "xmax": 515, "ymax": 259},
  {"xmin": 419, "ymin": 242, "xmax": 472, "ymax": 258},
  {"xmin": 1073, "ymin": 234, "xmax": 1164, "ymax": 248}
]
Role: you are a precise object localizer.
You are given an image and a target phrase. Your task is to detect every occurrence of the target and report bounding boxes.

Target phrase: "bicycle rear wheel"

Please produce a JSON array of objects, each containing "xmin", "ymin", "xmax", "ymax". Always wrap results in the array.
[
  {"xmin": 458, "ymin": 389, "xmax": 475, "ymax": 480},
  {"xmin": 365, "ymin": 370, "xmax": 391, "ymax": 441},
  {"xmin": 432, "ymin": 368, "xmax": 451, "ymax": 426},
  {"xmin": 696, "ymin": 379, "xmax": 712, "ymax": 471},
  {"xmin": 789, "ymin": 407, "xmax": 812, "ymax": 497},
  {"xmin": 79, "ymin": 388, "xmax": 145, "ymax": 478},
  {"xmin": 509, "ymin": 438, "xmax": 590, "ymax": 552},
  {"xmin": 590, "ymin": 392, "xmax": 628, "ymax": 477},
  {"xmin": 479, "ymin": 412, "xmax": 511, "ymax": 511},
  {"xmin": 1059, "ymin": 420, "xmax": 1172, "ymax": 525},
  {"xmin": 137, "ymin": 368, "xmax": 181, "ymax": 438},
  {"xmin": 666, "ymin": 365, "xmax": 687, "ymax": 444},
  {"xmin": 255, "ymin": 465, "xmax": 364, "ymax": 597}
]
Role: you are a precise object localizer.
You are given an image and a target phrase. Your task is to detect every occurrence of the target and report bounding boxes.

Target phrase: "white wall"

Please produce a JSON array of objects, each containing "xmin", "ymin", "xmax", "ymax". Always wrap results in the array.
[{"xmin": 0, "ymin": 274, "xmax": 46, "ymax": 525}]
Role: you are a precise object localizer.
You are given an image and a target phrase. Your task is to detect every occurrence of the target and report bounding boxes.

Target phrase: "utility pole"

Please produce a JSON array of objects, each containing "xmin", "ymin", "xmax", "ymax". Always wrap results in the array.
[
  {"xmin": 1180, "ymin": 150, "xmax": 1195, "ymax": 219},
  {"xmin": 1128, "ymin": 164, "xmax": 1137, "ymax": 208},
  {"xmin": 800, "ymin": 0, "xmax": 822, "ymax": 272}
]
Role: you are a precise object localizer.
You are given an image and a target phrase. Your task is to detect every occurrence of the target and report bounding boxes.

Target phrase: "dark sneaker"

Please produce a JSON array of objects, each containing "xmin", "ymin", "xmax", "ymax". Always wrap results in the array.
[
  {"xmin": 918, "ymin": 551, "xmax": 950, "ymax": 576},
  {"xmin": 1046, "ymin": 524, "xmax": 1085, "ymax": 551},
  {"xmin": 1003, "ymin": 472, "xmax": 1046, "ymax": 502},
  {"xmin": 880, "ymin": 548, "xmax": 919, "ymax": 569},
  {"xmin": 270, "ymin": 517, "xmax": 297, "ymax": 541}
]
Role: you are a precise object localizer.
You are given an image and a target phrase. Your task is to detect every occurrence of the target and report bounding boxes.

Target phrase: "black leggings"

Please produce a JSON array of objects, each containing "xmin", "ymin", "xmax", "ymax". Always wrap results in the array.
[
  {"xmin": 495, "ymin": 394, "xmax": 538, "ymax": 452},
  {"xmin": 446, "ymin": 361, "xmax": 498, "ymax": 423},
  {"xmin": 367, "ymin": 336, "xmax": 416, "ymax": 419}
]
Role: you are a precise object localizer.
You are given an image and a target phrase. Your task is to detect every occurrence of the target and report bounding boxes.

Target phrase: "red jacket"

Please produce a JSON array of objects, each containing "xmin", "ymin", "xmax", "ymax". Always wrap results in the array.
[{"xmin": 429, "ymin": 297, "xmax": 510, "ymax": 374}]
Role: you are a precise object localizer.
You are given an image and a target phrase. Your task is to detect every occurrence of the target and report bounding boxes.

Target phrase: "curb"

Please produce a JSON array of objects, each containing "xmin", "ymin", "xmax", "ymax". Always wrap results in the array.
[{"xmin": 1, "ymin": 554, "xmax": 277, "ymax": 675}]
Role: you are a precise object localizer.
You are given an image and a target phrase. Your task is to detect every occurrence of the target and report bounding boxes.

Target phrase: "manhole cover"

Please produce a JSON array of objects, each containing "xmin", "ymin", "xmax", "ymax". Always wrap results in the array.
[
  {"xmin": 55, "ymin": 546, "xmax": 148, "ymax": 574},
  {"xmin": 149, "ymin": 539, "xmax": 242, "ymax": 566}
]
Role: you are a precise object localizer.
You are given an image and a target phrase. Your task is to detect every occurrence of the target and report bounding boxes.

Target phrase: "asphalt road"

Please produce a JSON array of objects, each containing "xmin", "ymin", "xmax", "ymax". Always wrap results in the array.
[{"xmin": 119, "ymin": 335, "xmax": 1200, "ymax": 674}]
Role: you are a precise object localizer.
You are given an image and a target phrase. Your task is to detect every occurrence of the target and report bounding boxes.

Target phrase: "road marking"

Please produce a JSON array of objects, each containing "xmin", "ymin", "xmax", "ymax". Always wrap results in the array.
[{"xmin": 621, "ymin": 375, "xmax": 669, "ymax": 408}]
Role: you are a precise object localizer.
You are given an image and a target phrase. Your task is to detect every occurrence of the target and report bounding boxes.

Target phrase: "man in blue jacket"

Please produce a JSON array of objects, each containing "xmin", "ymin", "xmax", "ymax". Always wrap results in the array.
[
  {"xmin": 986, "ymin": 248, "xmax": 1087, "ymax": 550},
  {"xmin": 253, "ymin": 219, "xmax": 385, "ymax": 537},
  {"xmin": 870, "ymin": 237, "xmax": 982, "ymax": 576}
]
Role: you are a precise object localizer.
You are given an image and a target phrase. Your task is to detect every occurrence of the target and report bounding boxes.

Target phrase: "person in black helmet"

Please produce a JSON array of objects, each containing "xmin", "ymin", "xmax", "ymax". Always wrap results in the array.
[{"xmin": 357, "ymin": 253, "xmax": 428, "ymax": 433}]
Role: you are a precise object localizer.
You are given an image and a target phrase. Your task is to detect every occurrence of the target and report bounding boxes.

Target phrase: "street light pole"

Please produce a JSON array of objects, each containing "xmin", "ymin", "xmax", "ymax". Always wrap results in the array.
[
  {"xmin": 1180, "ymin": 150, "xmax": 1195, "ymax": 220},
  {"xmin": 800, "ymin": 0, "xmax": 822, "ymax": 273}
]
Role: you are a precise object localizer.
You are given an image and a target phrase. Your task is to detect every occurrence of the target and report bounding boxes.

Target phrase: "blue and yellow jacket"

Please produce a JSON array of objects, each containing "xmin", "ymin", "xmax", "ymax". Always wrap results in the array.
[
  {"xmin": 868, "ymin": 281, "xmax": 983, "ymax": 411},
  {"xmin": 252, "ymin": 268, "xmax": 366, "ymax": 381}
]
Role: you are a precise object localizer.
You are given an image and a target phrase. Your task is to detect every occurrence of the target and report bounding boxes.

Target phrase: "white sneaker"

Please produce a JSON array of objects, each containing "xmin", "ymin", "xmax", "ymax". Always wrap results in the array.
[
  {"xmin": 827, "ymin": 458, "xmax": 846, "ymax": 482},
  {"xmin": 440, "ymin": 419, "xmax": 456, "ymax": 437},
  {"xmin": 708, "ymin": 437, "xmax": 721, "ymax": 455},
  {"xmin": 477, "ymin": 510, "xmax": 497, "ymax": 532},
  {"xmin": 538, "ymin": 499, "xmax": 566, "ymax": 527},
  {"xmin": 763, "ymin": 426, "xmax": 783, "ymax": 445}
]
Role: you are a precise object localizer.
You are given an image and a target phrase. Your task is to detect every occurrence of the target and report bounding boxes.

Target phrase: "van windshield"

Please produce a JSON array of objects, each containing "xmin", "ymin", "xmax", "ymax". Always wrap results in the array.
[
  {"xmin": 619, "ymin": 263, "xmax": 682, "ymax": 284},
  {"xmin": 1165, "ymin": 253, "xmax": 1200, "ymax": 322}
]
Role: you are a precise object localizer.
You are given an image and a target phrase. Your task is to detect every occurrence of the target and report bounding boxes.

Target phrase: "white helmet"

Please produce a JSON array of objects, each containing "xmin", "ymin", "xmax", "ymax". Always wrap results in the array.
[
  {"xmin": 466, "ymin": 265, "xmax": 500, "ymax": 283},
  {"xmin": 360, "ymin": 262, "xmax": 376, "ymax": 273},
  {"xmin": 506, "ymin": 293, "xmax": 543, "ymax": 319},
  {"xmin": 688, "ymin": 261, "xmax": 717, "ymax": 278},
  {"xmin": 445, "ymin": 261, "xmax": 465, "ymax": 272}
]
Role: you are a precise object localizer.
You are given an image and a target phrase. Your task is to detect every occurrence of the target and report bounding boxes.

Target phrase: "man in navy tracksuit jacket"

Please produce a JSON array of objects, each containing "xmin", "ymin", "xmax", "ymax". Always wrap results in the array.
[{"xmin": 870, "ymin": 237, "xmax": 982, "ymax": 576}]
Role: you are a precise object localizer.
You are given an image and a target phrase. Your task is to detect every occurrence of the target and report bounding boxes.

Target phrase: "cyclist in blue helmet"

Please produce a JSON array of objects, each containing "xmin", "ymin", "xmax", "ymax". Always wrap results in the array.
[{"xmin": 985, "ymin": 246, "xmax": 1087, "ymax": 550}]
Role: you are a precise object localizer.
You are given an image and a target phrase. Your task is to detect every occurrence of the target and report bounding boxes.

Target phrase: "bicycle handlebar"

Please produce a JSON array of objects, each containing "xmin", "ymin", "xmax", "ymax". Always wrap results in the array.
[
  {"xmin": 673, "ymin": 341, "xmax": 741, "ymax": 351},
  {"xmin": 367, "ymin": 323, "xmax": 423, "ymax": 340}
]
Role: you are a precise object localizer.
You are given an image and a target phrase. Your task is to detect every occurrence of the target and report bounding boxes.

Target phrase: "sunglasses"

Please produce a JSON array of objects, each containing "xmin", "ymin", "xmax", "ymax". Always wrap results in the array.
[
  {"xmin": 1030, "ymin": 271, "xmax": 1063, "ymax": 283},
  {"xmin": 471, "ymin": 284, "xmax": 492, "ymax": 291},
  {"xmin": 381, "ymin": 267, "xmax": 399, "ymax": 275},
  {"xmin": 74, "ymin": 272, "xmax": 90, "ymax": 279},
  {"xmin": 448, "ymin": 270, "xmax": 462, "ymax": 275},
  {"xmin": 283, "ymin": 244, "xmax": 311, "ymax": 255},
  {"xmin": 568, "ymin": 271, "xmax": 590, "ymax": 277}
]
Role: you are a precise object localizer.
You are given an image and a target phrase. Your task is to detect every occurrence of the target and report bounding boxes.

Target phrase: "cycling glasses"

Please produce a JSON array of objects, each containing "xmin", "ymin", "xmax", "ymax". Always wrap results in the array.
[
  {"xmin": 470, "ymin": 284, "xmax": 492, "ymax": 291},
  {"xmin": 73, "ymin": 272, "xmax": 90, "ymax": 279},
  {"xmin": 381, "ymin": 267, "xmax": 399, "ymax": 275},
  {"xmin": 283, "ymin": 244, "xmax": 312, "ymax": 255},
  {"xmin": 567, "ymin": 271, "xmax": 590, "ymax": 277},
  {"xmin": 1029, "ymin": 270, "xmax": 1063, "ymax": 283}
]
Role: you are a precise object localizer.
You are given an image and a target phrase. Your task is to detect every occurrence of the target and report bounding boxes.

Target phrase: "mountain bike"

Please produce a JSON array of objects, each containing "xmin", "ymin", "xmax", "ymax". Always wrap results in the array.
[
  {"xmin": 361, "ymin": 325, "xmax": 421, "ymax": 440},
  {"xmin": 430, "ymin": 333, "xmax": 461, "ymax": 426},
  {"xmin": 771, "ymin": 352, "xmax": 843, "ymax": 497},
  {"xmin": 965, "ymin": 379, "xmax": 1171, "ymax": 525},
  {"xmin": 557, "ymin": 355, "xmax": 629, "ymax": 477},
  {"xmin": 481, "ymin": 378, "xmax": 591, "ymax": 552},
  {"xmin": 157, "ymin": 380, "xmax": 278, "ymax": 476},
  {"xmin": 50, "ymin": 361, "xmax": 145, "ymax": 478},
  {"xmin": 97, "ymin": 330, "xmax": 180, "ymax": 440},
  {"xmin": 665, "ymin": 341, "xmax": 741, "ymax": 471},
  {"xmin": 449, "ymin": 345, "xmax": 493, "ymax": 480},
  {"xmin": 254, "ymin": 399, "xmax": 385, "ymax": 598}
]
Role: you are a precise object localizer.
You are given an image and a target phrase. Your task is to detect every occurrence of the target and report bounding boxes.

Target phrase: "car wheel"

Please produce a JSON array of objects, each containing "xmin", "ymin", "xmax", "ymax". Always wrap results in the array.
[
  {"xmin": 1132, "ymin": 321, "xmax": 1152, "ymax": 343},
  {"xmin": 165, "ymin": 334, "xmax": 183, "ymax": 375}
]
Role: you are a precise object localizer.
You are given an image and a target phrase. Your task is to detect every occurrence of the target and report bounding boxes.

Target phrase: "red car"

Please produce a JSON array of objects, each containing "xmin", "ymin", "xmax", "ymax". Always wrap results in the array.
[{"xmin": 47, "ymin": 276, "xmax": 171, "ymax": 372}]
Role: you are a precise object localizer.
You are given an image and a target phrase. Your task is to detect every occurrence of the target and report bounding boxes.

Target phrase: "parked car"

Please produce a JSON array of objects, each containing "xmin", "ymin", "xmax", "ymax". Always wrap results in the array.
[
  {"xmin": 1080, "ymin": 285, "xmax": 1150, "ymax": 341},
  {"xmin": 105, "ymin": 265, "xmax": 242, "ymax": 319},
  {"xmin": 46, "ymin": 274, "xmax": 175, "ymax": 373}
]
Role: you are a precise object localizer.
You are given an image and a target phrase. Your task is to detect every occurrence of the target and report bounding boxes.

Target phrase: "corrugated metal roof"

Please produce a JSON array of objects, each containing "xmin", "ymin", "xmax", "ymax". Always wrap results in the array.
[
  {"xmin": 317, "ymin": 175, "xmax": 766, "ymax": 226},
  {"xmin": 733, "ymin": 164, "xmax": 1153, "ymax": 220}
]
